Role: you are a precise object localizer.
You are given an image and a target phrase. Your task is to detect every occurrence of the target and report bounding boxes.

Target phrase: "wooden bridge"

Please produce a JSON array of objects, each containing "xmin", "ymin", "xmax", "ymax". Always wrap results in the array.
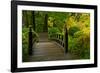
[{"xmin": 27, "ymin": 31, "xmax": 75, "ymax": 62}]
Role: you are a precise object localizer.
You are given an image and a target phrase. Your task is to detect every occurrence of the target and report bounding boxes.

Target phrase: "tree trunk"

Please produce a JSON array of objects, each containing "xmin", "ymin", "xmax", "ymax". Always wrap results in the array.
[{"xmin": 43, "ymin": 14, "xmax": 48, "ymax": 32}]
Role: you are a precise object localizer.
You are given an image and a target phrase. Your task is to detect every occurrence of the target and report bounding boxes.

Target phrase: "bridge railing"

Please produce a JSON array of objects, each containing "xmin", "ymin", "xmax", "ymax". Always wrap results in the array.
[
  {"xmin": 28, "ymin": 26, "xmax": 39, "ymax": 55},
  {"xmin": 49, "ymin": 33, "xmax": 65, "ymax": 48}
]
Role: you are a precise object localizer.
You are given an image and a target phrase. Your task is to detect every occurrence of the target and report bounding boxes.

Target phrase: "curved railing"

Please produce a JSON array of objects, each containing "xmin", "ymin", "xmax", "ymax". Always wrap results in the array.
[
  {"xmin": 49, "ymin": 31, "xmax": 68, "ymax": 53},
  {"xmin": 28, "ymin": 26, "xmax": 39, "ymax": 55},
  {"xmin": 49, "ymin": 33, "xmax": 65, "ymax": 48}
]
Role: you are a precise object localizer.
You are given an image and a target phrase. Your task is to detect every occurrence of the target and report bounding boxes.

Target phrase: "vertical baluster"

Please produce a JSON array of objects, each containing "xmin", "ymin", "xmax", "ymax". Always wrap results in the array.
[
  {"xmin": 62, "ymin": 35, "xmax": 63, "ymax": 41},
  {"xmin": 63, "ymin": 35, "xmax": 64, "ymax": 47},
  {"xmin": 58, "ymin": 34, "xmax": 59, "ymax": 43},
  {"xmin": 61, "ymin": 35, "xmax": 63, "ymax": 46},
  {"xmin": 59, "ymin": 35, "xmax": 61, "ymax": 45},
  {"xmin": 59, "ymin": 34, "xmax": 60, "ymax": 39}
]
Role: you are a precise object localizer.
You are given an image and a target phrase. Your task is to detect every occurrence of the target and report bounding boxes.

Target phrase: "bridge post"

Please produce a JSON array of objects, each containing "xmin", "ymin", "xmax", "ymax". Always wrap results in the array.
[
  {"xmin": 65, "ymin": 28, "xmax": 68, "ymax": 53},
  {"xmin": 28, "ymin": 25, "xmax": 33, "ymax": 55}
]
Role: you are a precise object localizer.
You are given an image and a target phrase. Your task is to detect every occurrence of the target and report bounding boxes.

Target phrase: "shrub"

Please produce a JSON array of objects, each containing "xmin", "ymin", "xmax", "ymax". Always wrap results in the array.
[
  {"xmin": 48, "ymin": 27, "xmax": 60, "ymax": 38},
  {"xmin": 68, "ymin": 27, "xmax": 90, "ymax": 59},
  {"xmin": 68, "ymin": 26, "xmax": 80, "ymax": 36}
]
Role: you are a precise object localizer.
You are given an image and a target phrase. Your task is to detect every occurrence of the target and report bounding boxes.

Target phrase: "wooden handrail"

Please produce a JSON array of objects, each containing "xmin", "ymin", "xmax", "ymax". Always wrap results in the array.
[
  {"xmin": 49, "ymin": 32, "xmax": 68, "ymax": 53},
  {"xmin": 49, "ymin": 33, "xmax": 64, "ymax": 48}
]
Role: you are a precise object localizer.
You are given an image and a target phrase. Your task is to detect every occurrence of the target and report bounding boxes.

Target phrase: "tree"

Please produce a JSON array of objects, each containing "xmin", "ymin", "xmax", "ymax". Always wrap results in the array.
[{"xmin": 43, "ymin": 13, "xmax": 48, "ymax": 32}]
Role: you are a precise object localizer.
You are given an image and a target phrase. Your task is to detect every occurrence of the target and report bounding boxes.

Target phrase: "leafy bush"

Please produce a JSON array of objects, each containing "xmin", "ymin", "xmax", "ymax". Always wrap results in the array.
[
  {"xmin": 48, "ymin": 27, "xmax": 60, "ymax": 34},
  {"xmin": 22, "ymin": 27, "xmax": 29, "ymax": 62},
  {"xmin": 48, "ymin": 27, "xmax": 60, "ymax": 38},
  {"xmin": 68, "ymin": 26, "xmax": 80, "ymax": 36},
  {"xmin": 68, "ymin": 28, "xmax": 90, "ymax": 59},
  {"xmin": 66, "ymin": 13, "xmax": 90, "ymax": 59}
]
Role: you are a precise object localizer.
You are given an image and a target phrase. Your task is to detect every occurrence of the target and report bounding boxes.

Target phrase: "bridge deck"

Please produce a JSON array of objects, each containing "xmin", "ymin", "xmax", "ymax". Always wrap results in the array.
[{"xmin": 27, "ymin": 41, "xmax": 74, "ymax": 62}]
